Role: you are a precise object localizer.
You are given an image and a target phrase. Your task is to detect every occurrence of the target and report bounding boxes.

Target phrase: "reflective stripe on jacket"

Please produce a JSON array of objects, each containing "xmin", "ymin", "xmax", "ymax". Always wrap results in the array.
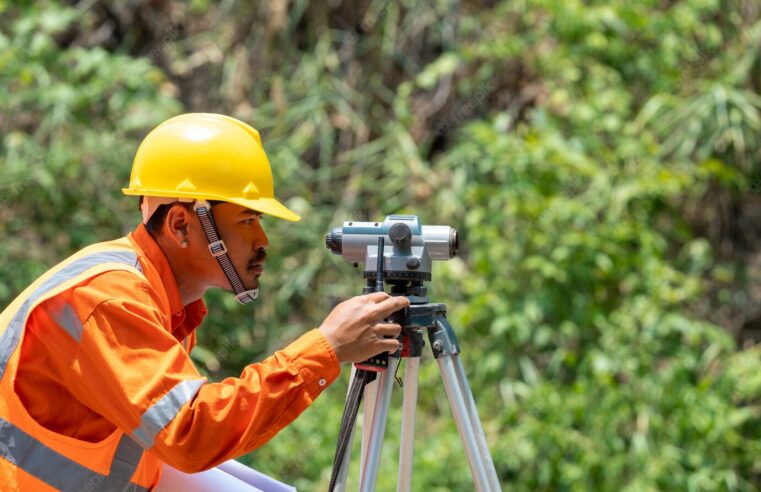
[
  {"xmin": 0, "ymin": 225, "xmax": 340, "ymax": 490},
  {"xmin": 0, "ymin": 239, "xmax": 157, "ymax": 490}
]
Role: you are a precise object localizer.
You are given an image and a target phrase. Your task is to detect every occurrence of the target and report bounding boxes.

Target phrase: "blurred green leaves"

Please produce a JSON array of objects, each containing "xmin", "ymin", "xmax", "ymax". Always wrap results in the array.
[{"xmin": 0, "ymin": 1, "xmax": 180, "ymax": 296}]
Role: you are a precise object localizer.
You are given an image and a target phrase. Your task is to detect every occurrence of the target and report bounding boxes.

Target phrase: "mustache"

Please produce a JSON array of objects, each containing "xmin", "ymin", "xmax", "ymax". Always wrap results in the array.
[{"xmin": 248, "ymin": 249, "xmax": 267, "ymax": 267}]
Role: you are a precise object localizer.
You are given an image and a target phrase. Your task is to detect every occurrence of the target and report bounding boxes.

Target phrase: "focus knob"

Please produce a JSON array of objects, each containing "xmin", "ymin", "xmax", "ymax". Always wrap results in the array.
[
  {"xmin": 388, "ymin": 223, "xmax": 412, "ymax": 246},
  {"xmin": 406, "ymin": 257, "xmax": 421, "ymax": 270}
]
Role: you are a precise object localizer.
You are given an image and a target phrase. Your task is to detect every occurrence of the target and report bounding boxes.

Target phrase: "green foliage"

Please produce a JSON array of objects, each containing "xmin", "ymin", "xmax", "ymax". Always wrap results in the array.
[
  {"xmin": 2, "ymin": 0, "xmax": 761, "ymax": 490},
  {"xmin": 0, "ymin": 1, "xmax": 180, "ymax": 300}
]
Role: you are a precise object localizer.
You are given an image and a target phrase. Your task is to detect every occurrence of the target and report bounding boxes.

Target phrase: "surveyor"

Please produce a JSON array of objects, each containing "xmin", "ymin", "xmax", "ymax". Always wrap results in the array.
[{"xmin": 0, "ymin": 113, "xmax": 409, "ymax": 490}]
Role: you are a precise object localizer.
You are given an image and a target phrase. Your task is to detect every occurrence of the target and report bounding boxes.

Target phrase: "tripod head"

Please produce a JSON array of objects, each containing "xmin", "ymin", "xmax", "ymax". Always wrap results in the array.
[{"xmin": 325, "ymin": 215, "xmax": 458, "ymax": 299}]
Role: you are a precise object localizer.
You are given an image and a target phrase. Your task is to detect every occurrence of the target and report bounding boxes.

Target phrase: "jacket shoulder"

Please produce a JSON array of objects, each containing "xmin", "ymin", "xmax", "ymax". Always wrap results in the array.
[{"xmin": 61, "ymin": 269, "xmax": 167, "ymax": 323}]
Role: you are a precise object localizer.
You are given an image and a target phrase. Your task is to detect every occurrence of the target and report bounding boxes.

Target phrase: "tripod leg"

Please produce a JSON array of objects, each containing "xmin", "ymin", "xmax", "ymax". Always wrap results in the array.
[
  {"xmin": 437, "ymin": 355, "xmax": 494, "ymax": 491},
  {"xmin": 453, "ymin": 355, "xmax": 501, "ymax": 491},
  {"xmin": 398, "ymin": 357, "xmax": 420, "ymax": 492},
  {"xmin": 333, "ymin": 366, "xmax": 358, "ymax": 492},
  {"xmin": 359, "ymin": 357, "xmax": 399, "ymax": 492},
  {"xmin": 360, "ymin": 377, "xmax": 379, "ymax": 486}
]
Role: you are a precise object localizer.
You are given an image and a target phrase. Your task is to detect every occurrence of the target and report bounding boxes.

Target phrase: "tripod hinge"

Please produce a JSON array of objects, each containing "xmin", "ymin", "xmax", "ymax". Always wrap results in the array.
[{"xmin": 429, "ymin": 321, "xmax": 460, "ymax": 358}]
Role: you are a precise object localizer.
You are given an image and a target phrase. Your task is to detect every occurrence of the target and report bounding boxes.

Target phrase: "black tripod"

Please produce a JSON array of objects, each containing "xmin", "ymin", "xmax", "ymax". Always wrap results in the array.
[{"xmin": 329, "ymin": 283, "xmax": 501, "ymax": 491}]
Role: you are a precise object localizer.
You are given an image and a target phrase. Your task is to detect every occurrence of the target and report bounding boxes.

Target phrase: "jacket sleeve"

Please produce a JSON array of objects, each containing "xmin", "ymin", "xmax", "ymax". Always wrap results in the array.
[{"xmin": 65, "ymin": 282, "xmax": 341, "ymax": 473}]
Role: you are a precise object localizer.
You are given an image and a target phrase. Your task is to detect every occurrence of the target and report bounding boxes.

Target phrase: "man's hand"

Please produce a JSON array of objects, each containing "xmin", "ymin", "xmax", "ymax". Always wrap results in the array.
[{"xmin": 319, "ymin": 292, "xmax": 410, "ymax": 363}]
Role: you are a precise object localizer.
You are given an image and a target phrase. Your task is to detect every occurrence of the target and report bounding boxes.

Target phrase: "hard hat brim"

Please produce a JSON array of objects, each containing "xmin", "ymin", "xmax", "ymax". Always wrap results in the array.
[
  {"xmin": 229, "ymin": 197, "xmax": 301, "ymax": 222},
  {"xmin": 122, "ymin": 189, "xmax": 301, "ymax": 222}
]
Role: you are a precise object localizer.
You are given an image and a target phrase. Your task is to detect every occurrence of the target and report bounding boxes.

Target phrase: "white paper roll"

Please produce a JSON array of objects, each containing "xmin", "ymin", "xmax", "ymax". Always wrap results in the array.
[{"xmin": 155, "ymin": 460, "xmax": 296, "ymax": 492}]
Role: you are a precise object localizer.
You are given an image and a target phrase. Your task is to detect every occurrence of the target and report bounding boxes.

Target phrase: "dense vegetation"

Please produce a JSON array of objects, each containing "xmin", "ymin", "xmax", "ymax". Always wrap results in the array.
[{"xmin": 2, "ymin": 0, "xmax": 761, "ymax": 489}]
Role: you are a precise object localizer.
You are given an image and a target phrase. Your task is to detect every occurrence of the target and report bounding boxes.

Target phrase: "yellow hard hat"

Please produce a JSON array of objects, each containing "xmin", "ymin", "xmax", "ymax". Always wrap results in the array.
[{"xmin": 122, "ymin": 113, "xmax": 300, "ymax": 222}]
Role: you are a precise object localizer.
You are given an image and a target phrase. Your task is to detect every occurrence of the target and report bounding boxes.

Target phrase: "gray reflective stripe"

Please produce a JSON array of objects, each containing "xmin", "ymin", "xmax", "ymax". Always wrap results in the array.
[
  {"xmin": 109, "ymin": 434, "xmax": 144, "ymax": 483},
  {"xmin": 0, "ymin": 250, "xmax": 142, "ymax": 380},
  {"xmin": 0, "ymin": 417, "xmax": 148, "ymax": 492},
  {"xmin": 50, "ymin": 301, "xmax": 84, "ymax": 342},
  {"xmin": 131, "ymin": 378, "xmax": 206, "ymax": 449}
]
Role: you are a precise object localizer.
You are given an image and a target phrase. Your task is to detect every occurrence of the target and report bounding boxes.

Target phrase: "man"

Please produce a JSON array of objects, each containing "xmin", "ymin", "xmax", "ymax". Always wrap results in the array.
[{"xmin": 0, "ymin": 113, "xmax": 408, "ymax": 490}]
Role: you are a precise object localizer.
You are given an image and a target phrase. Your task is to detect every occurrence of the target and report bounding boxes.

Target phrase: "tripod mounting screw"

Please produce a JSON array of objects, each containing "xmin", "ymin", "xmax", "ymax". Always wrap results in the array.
[{"xmin": 432, "ymin": 340, "xmax": 443, "ymax": 351}]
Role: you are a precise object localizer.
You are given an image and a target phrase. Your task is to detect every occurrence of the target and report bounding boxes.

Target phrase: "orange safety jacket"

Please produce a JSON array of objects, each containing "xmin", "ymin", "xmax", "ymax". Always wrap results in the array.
[{"xmin": 0, "ymin": 225, "xmax": 340, "ymax": 491}]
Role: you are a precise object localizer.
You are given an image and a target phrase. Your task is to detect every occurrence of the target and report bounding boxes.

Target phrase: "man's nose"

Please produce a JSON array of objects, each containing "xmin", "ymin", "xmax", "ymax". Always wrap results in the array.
[{"xmin": 255, "ymin": 222, "xmax": 269, "ymax": 250}]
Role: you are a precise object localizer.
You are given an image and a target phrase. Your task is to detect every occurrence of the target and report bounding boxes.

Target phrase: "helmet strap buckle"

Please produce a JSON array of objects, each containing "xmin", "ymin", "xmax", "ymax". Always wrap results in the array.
[
  {"xmin": 207, "ymin": 240, "xmax": 228, "ymax": 257},
  {"xmin": 235, "ymin": 289, "xmax": 259, "ymax": 304},
  {"xmin": 192, "ymin": 199, "xmax": 212, "ymax": 212}
]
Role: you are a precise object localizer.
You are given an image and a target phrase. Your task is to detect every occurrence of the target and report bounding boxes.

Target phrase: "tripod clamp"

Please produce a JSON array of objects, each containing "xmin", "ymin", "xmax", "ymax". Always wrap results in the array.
[{"xmin": 402, "ymin": 303, "xmax": 461, "ymax": 359}]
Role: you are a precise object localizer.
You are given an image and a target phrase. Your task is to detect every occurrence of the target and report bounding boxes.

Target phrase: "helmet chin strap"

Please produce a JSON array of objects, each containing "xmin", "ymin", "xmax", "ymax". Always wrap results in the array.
[{"xmin": 192, "ymin": 200, "xmax": 259, "ymax": 304}]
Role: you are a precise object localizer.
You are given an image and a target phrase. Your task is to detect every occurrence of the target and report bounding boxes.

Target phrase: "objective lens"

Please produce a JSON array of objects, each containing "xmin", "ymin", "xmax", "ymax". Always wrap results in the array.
[{"xmin": 450, "ymin": 229, "xmax": 459, "ymax": 258}]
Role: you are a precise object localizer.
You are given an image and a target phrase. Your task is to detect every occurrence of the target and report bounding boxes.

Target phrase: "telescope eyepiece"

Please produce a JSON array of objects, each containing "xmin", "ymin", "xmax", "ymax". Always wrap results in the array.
[{"xmin": 325, "ymin": 228, "xmax": 343, "ymax": 255}]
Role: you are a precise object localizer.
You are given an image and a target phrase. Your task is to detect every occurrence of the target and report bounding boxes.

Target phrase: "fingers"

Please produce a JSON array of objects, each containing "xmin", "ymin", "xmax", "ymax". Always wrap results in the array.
[
  {"xmin": 375, "ymin": 322, "xmax": 402, "ymax": 337},
  {"xmin": 381, "ymin": 338, "xmax": 402, "ymax": 354},
  {"xmin": 384, "ymin": 295, "xmax": 411, "ymax": 310},
  {"xmin": 371, "ymin": 295, "xmax": 410, "ymax": 318},
  {"xmin": 374, "ymin": 323, "xmax": 402, "ymax": 354},
  {"xmin": 322, "ymin": 293, "xmax": 409, "ymax": 363},
  {"xmin": 363, "ymin": 291, "xmax": 391, "ymax": 302},
  {"xmin": 355, "ymin": 293, "xmax": 409, "ymax": 323},
  {"xmin": 362, "ymin": 292, "xmax": 410, "ymax": 309}
]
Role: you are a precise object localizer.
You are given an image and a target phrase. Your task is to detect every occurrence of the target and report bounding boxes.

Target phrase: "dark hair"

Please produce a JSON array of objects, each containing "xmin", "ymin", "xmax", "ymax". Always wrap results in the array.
[
  {"xmin": 138, "ymin": 198, "xmax": 223, "ymax": 237},
  {"xmin": 148, "ymin": 203, "xmax": 192, "ymax": 236}
]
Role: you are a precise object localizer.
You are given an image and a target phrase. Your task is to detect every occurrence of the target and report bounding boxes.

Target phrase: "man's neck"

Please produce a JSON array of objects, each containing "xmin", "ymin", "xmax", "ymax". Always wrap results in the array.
[{"xmin": 154, "ymin": 234, "xmax": 208, "ymax": 306}]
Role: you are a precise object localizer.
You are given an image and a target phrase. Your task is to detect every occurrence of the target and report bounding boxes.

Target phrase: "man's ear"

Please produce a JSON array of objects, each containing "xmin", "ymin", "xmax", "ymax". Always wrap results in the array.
[{"xmin": 164, "ymin": 204, "xmax": 191, "ymax": 248}]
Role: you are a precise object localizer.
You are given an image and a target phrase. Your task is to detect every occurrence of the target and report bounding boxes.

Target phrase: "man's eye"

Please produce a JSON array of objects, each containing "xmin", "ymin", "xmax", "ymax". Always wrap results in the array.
[{"xmin": 241, "ymin": 213, "xmax": 262, "ymax": 225}]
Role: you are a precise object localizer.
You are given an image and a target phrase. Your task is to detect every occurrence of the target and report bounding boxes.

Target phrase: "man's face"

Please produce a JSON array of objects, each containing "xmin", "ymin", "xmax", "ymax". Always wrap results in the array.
[{"xmin": 200, "ymin": 202, "xmax": 269, "ymax": 292}]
